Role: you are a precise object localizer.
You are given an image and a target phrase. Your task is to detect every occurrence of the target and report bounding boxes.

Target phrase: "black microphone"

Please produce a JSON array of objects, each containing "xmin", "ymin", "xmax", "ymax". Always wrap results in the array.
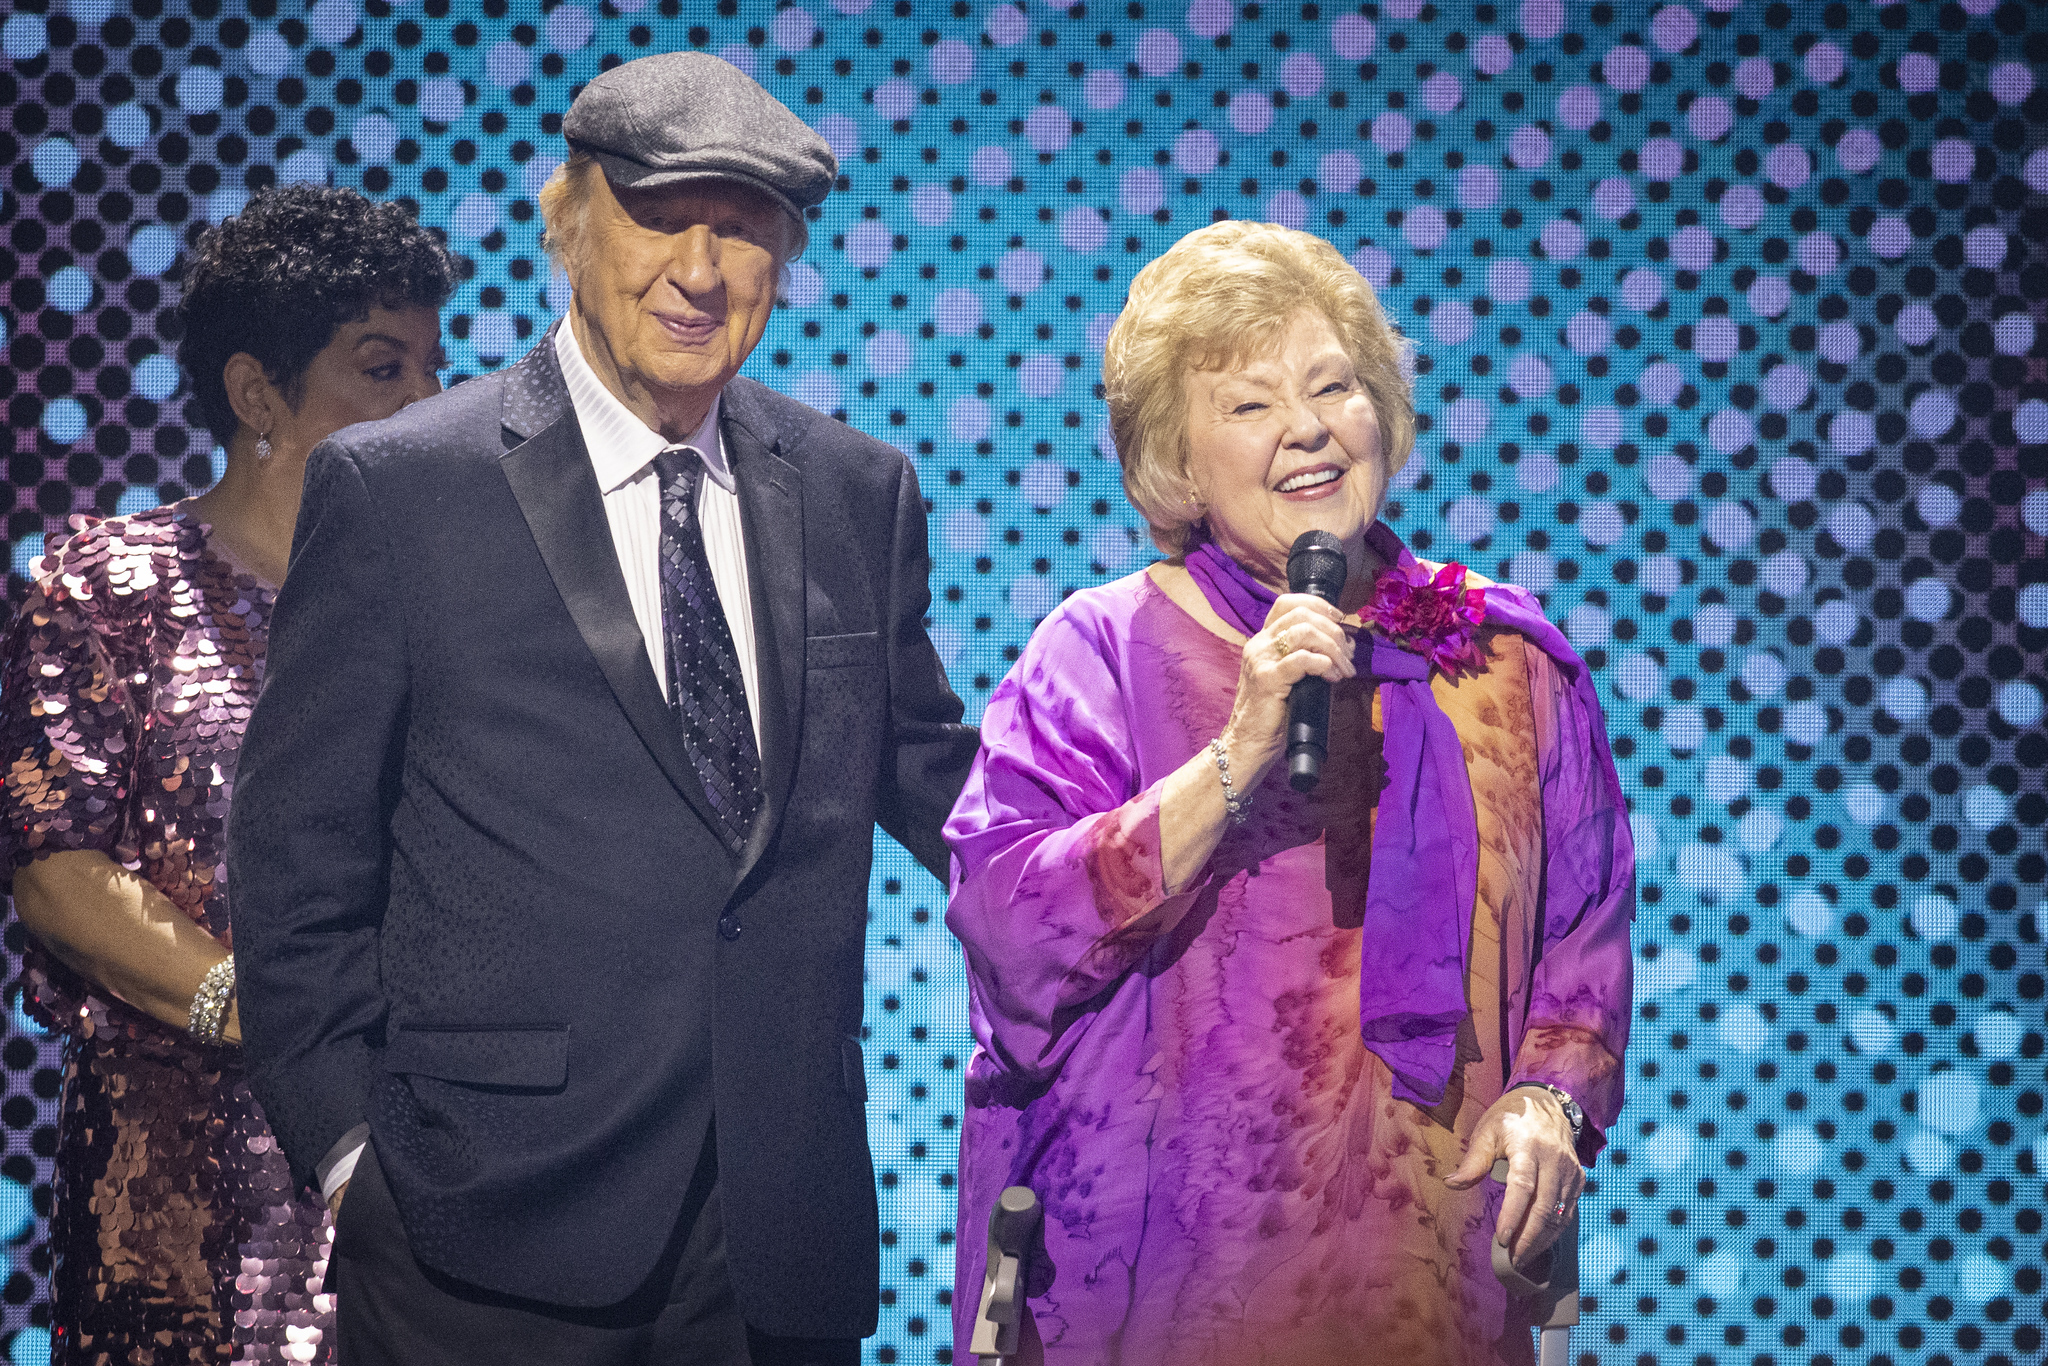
[{"xmin": 1285, "ymin": 530, "xmax": 1349, "ymax": 793}]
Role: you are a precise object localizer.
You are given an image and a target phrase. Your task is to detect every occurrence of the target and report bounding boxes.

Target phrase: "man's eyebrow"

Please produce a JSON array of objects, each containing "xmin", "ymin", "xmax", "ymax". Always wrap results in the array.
[{"xmin": 351, "ymin": 333, "xmax": 411, "ymax": 350}]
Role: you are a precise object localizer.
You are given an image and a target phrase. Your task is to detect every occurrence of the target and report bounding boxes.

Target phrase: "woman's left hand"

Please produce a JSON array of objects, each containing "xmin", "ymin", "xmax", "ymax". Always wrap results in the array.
[{"xmin": 1443, "ymin": 1087, "xmax": 1585, "ymax": 1266}]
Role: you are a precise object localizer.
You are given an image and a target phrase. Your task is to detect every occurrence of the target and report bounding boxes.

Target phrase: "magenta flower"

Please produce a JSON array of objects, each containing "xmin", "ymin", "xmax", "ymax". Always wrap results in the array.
[{"xmin": 1359, "ymin": 559, "xmax": 1489, "ymax": 677}]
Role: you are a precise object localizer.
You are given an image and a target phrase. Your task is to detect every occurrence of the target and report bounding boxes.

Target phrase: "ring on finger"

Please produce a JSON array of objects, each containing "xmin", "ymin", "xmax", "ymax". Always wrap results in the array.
[
  {"xmin": 1272, "ymin": 630, "xmax": 1291, "ymax": 659},
  {"xmin": 1551, "ymin": 1200, "xmax": 1568, "ymax": 1217}
]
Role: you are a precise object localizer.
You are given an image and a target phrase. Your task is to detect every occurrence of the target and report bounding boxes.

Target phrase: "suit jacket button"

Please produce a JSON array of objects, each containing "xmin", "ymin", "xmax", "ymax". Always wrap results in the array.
[{"xmin": 718, "ymin": 914, "xmax": 742, "ymax": 941}]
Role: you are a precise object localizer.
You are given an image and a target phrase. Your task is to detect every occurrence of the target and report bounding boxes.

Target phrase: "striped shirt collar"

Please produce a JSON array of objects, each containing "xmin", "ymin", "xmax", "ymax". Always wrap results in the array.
[{"xmin": 554, "ymin": 317, "xmax": 732, "ymax": 495}]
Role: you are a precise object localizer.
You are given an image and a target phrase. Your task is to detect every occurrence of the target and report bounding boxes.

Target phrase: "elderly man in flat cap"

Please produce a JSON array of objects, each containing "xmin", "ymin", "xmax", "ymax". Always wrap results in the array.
[{"xmin": 228, "ymin": 53, "xmax": 975, "ymax": 1365}]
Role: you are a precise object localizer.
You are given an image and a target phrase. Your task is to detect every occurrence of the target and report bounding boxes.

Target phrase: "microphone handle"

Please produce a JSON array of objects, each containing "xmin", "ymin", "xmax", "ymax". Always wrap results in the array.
[{"xmin": 1286, "ymin": 674, "xmax": 1330, "ymax": 793}]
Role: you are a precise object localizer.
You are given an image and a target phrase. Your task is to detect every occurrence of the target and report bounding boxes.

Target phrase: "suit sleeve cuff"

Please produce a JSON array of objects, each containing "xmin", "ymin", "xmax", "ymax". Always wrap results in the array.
[{"xmin": 316, "ymin": 1124, "xmax": 370, "ymax": 1201}]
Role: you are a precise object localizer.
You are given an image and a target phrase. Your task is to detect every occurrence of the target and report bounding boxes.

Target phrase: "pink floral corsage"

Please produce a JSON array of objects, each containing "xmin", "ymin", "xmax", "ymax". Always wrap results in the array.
[{"xmin": 1358, "ymin": 560, "xmax": 1489, "ymax": 678}]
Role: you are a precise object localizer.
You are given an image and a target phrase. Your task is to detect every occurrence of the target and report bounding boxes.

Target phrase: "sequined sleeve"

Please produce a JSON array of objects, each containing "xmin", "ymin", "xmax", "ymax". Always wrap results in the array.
[{"xmin": 1, "ymin": 527, "xmax": 150, "ymax": 874}]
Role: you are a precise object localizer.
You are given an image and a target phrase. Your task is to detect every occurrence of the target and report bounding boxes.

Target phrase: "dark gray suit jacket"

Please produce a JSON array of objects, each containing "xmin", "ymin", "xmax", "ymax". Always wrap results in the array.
[{"xmin": 227, "ymin": 333, "xmax": 975, "ymax": 1333}]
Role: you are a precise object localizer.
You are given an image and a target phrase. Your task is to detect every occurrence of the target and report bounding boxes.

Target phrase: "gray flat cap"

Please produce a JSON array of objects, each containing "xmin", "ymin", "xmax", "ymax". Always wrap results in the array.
[{"xmin": 562, "ymin": 53, "xmax": 837, "ymax": 222}]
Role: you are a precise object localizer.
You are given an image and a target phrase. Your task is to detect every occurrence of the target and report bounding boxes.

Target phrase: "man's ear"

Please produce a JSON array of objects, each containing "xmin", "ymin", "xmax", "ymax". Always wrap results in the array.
[{"xmin": 222, "ymin": 352, "xmax": 283, "ymax": 442}]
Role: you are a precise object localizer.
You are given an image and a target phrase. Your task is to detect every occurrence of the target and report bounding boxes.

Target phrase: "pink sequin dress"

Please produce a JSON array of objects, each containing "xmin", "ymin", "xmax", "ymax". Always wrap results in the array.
[{"xmin": 1, "ymin": 506, "xmax": 335, "ymax": 1365}]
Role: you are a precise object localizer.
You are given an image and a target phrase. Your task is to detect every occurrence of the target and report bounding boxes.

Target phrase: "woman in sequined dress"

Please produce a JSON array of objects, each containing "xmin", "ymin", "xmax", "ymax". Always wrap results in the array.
[{"xmin": 1, "ymin": 185, "xmax": 453, "ymax": 1365}]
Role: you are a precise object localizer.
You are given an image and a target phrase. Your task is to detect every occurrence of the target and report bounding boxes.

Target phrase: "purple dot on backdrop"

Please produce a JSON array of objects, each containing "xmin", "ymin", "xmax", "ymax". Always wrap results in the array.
[
  {"xmin": 1734, "ymin": 55, "xmax": 1774, "ymax": 101},
  {"xmin": 819, "ymin": 114, "xmax": 859, "ymax": 163},
  {"xmin": 1645, "ymin": 453, "xmax": 1691, "ymax": 500},
  {"xmin": 1897, "ymin": 51, "xmax": 1939, "ymax": 94},
  {"xmin": 1669, "ymin": 225, "xmax": 1715, "ymax": 273},
  {"xmin": 933, "ymin": 288, "xmax": 982, "ymax": 336},
  {"xmin": 999, "ymin": 247, "xmax": 1045, "ymax": 295},
  {"xmin": 1351, "ymin": 244, "xmax": 1394, "ymax": 289},
  {"xmin": 1431, "ymin": 301, "xmax": 1476, "ymax": 346},
  {"xmin": 1507, "ymin": 354, "xmax": 1552, "ymax": 397},
  {"xmin": 1719, "ymin": 184, "xmax": 1765, "ymax": 230},
  {"xmin": 1060, "ymin": 206, "xmax": 1107, "ymax": 253},
  {"xmin": 1895, "ymin": 302, "xmax": 1938, "ymax": 347},
  {"xmin": 1087, "ymin": 314, "xmax": 1116, "ymax": 350},
  {"xmin": 1687, "ymin": 94, "xmax": 1734, "ymax": 141},
  {"xmin": 1650, "ymin": 4, "xmax": 1696, "ymax": 53},
  {"xmin": 1603, "ymin": 44, "xmax": 1649, "ymax": 92},
  {"xmin": 1995, "ymin": 315, "xmax": 2036, "ymax": 356},
  {"xmin": 1134, "ymin": 29, "xmax": 1180, "ymax": 77},
  {"xmin": 1120, "ymin": 167, "xmax": 1164, "ymax": 215},
  {"xmin": 1445, "ymin": 396, "xmax": 1491, "ymax": 442},
  {"xmin": 1373, "ymin": 112, "xmax": 1413, "ymax": 154},
  {"xmin": 1018, "ymin": 356, "xmax": 1064, "ymax": 399},
  {"xmin": 1403, "ymin": 205, "xmax": 1448, "ymax": 250},
  {"xmin": 929, "ymin": 36, "xmax": 974, "ymax": 82},
  {"xmin": 1990, "ymin": 61, "xmax": 2034, "ymax": 105},
  {"xmin": 1566, "ymin": 311, "xmax": 1610, "ymax": 355},
  {"xmin": 1384, "ymin": 0, "xmax": 1423, "ymax": 19},
  {"xmin": 1508, "ymin": 124, "xmax": 1551, "ymax": 169},
  {"xmin": 1519, "ymin": 0, "xmax": 1564, "ymax": 41},
  {"xmin": 1803, "ymin": 40, "xmax": 1845, "ymax": 85},
  {"xmin": 1706, "ymin": 502, "xmax": 1756, "ymax": 551},
  {"xmin": 1747, "ymin": 276, "xmax": 1790, "ymax": 319},
  {"xmin": 1910, "ymin": 390, "xmax": 1957, "ymax": 439},
  {"xmin": 1797, "ymin": 231, "xmax": 1841, "ymax": 275},
  {"xmin": 773, "ymin": 6, "xmax": 817, "ymax": 51},
  {"xmin": 1026, "ymin": 106, "xmax": 1072, "ymax": 154},
  {"xmin": 875, "ymin": 78, "xmax": 915, "ymax": 120},
  {"xmin": 1458, "ymin": 164, "xmax": 1499, "ymax": 208},
  {"xmin": 1695, "ymin": 317, "xmax": 1739, "ymax": 364},
  {"xmin": 1708, "ymin": 409, "xmax": 1754, "ymax": 455},
  {"xmin": 1084, "ymin": 69, "xmax": 1124, "ymax": 110},
  {"xmin": 1265, "ymin": 190, "xmax": 1308, "ymax": 230},
  {"xmin": 984, "ymin": 2, "xmax": 1026, "ymax": 45},
  {"xmin": 1867, "ymin": 215, "xmax": 1911, "ymax": 259},
  {"xmin": 1422, "ymin": 71, "xmax": 1463, "ymax": 112},
  {"xmin": 1639, "ymin": 360, "xmax": 1684, "ymax": 405},
  {"xmin": 1963, "ymin": 225, "xmax": 2008, "ymax": 268},
  {"xmin": 1829, "ymin": 409, "xmax": 1876, "ymax": 456},
  {"xmin": 486, "ymin": 40, "xmax": 531, "ymax": 87},
  {"xmin": 1539, "ymin": 217, "xmax": 1584, "ymax": 260},
  {"xmin": 845, "ymin": 220, "xmax": 892, "ymax": 269},
  {"xmin": 2027, "ymin": 147, "xmax": 2048, "ymax": 191},
  {"xmin": 1580, "ymin": 406, "xmax": 1622, "ymax": 450},
  {"xmin": 1769, "ymin": 455, "xmax": 1818, "ymax": 503},
  {"xmin": 718, "ymin": 42, "xmax": 758, "ymax": 76},
  {"xmin": 1471, "ymin": 34, "xmax": 1513, "ymax": 77},
  {"xmin": 1621, "ymin": 267, "xmax": 1663, "ymax": 311},
  {"xmin": 1555, "ymin": 84, "xmax": 1601, "ymax": 131},
  {"xmin": 420, "ymin": 76, "xmax": 464, "ymax": 122},
  {"xmin": 1282, "ymin": 52, "xmax": 1323, "ymax": 97},
  {"xmin": 1818, "ymin": 320, "xmax": 1861, "ymax": 365},
  {"xmin": 1932, "ymin": 138, "xmax": 1976, "ymax": 183},
  {"xmin": 1766, "ymin": 144, "xmax": 1811, "ymax": 189},
  {"xmin": 1593, "ymin": 177, "xmax": 1633, "ymax": 220},
  {"xmin": 1172, "ymin": 128, "xmax": 1219, "ymax": 174},
  {"xmin": 1329, "ymin": 13, "xmax": 1375, "ymax": 59},
  {"xmin": 1229, "ymin": 91, "xmax": 1274, "ymax": 135},
  {"xmin": 1187, "ymin": 0, "xmax": 1233, "ymax": 39},
  {"xmin": 865, "ymin": 330, "xmax": 912, "ymax": 378},
  {"xmin": 1319, "ymin": 150, "xmax": 1362, "ymax": 193},
  {"xmin": 1638, "ymin": 137, "xmax": 1684, "ymax": 182},
  {"xmin": 947, "ymin": 395, "xmax": 990, "ymax": 442},
  {"xmin": 1489, "ymin": 258, "xmax": 1533, "ymax": 304},
  {"xmin": 1835, "ymin": 127, "xmax": 1882, "ymax": 173},
  {"xmin": 451, "ymin": 193, "xmax": 498, "ymax": 242},
  {"xmin": 1516, "ymin": 451, "xmax": 1560, "ymax": 493}
]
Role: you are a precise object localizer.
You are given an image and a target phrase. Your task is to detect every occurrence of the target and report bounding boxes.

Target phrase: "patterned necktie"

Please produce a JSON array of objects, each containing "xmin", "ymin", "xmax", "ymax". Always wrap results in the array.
[{"xmin": 653, "ymin": 447, "xmax": 763, "ymax": 853}]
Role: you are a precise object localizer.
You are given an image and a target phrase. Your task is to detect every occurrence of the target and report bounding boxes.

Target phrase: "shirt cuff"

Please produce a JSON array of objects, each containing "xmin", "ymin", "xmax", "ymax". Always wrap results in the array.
[{"xmin": 316, "ymin": 1124, "xmax": 370, "ymax": 1202}]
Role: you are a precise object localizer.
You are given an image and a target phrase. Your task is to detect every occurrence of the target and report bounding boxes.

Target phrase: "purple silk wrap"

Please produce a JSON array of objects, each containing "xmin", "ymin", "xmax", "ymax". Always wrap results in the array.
[{"xmin": 1183, "ymin": 524, "xmax": 1576, "ymax": 1105}]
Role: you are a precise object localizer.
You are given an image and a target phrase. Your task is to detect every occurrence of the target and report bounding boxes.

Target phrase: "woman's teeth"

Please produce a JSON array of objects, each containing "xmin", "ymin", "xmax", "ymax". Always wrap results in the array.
[{"xmin": 1277, "ymin": 468, "xmax": 1342, "ymax": 493}]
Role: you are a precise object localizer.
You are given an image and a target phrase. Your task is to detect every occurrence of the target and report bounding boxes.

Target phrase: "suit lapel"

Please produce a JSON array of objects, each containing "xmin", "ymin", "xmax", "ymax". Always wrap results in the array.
[
  {"xmin": 496, "ymin": 340, "xmax": 727, "ymax": 844},
  {"xmin": 724, "ymin": 388, "xmax": 807, "ymax": 891}
]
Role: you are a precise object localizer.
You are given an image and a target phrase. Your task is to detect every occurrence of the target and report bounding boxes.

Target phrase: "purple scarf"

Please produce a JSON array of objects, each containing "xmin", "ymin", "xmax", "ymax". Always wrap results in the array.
[{"xmin": 1185, "ymin": 526, "xmax": 1578, "ymax": 1106}]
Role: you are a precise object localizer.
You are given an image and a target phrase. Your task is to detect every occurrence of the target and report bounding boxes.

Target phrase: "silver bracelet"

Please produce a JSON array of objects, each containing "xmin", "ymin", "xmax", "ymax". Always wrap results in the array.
[
  {"xmin": 188, "ymin": 956, "xmax": 236, "ymax": 1044},
  {"xmin": 1208, "ymin": 737, "xmax": 1250, "ymax": 827},
  {"xmin": 1510, "ymin": 1080, "xmax": 1585, "ymax": 1145}
]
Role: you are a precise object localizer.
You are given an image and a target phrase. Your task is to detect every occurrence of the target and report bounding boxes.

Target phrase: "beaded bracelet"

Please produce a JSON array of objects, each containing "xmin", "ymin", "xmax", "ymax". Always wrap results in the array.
[
  {"xmin": 1209, "ymin": 737, "xmax": 1250, "ymax": 827},
  {"xmin": 188, "ymin": 957, "xmax": 237, "ymax": 1044}
]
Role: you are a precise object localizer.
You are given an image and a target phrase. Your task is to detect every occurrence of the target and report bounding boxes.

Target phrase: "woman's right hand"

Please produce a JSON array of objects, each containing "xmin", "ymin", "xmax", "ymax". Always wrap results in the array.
[{"xmin": 1220, "ymin": 592, "xmax": 1357, "ymax": 786}]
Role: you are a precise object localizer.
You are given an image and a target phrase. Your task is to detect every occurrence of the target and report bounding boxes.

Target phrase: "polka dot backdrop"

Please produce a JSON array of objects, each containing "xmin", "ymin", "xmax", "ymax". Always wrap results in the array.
[{"xmin": 3, "ymin": 0, "xmax": 2046, "ymax": 1361}]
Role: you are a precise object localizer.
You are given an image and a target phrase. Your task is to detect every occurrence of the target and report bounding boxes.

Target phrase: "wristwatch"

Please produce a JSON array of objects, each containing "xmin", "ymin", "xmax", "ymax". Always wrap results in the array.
[{"xmin": 1510, "ymin": 1081, "xmax": 1584, "ymax": 1146}]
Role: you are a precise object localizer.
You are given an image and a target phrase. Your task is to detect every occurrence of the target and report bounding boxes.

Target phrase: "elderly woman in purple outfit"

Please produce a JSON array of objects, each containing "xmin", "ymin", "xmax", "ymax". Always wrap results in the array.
[{"xmin": 944, "ymin": 221, "xmax": 1634, "ymax": 1365}]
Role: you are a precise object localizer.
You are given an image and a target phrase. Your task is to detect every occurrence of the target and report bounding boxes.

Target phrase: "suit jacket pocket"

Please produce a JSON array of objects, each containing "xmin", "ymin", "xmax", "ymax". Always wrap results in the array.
[
  {"xmin": 379, "ymin": 1025, "xmax": 571, "ymax": 1090},
  {"xmin": 808, "ymin": 631, "xmax": 884, "ymax": 670}
]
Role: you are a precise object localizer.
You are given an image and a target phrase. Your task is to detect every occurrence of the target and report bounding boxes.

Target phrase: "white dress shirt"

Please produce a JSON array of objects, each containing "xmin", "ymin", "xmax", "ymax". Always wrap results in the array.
[{"xmin": 316, "ymin": 322, "xmax": 763, "ymax": 1202}]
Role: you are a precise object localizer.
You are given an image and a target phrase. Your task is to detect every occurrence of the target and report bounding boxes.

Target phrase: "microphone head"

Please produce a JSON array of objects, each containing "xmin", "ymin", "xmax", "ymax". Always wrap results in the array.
[{"xmin": 1287, "ymin": 530, "xmax": 1349, "ymax": 600}]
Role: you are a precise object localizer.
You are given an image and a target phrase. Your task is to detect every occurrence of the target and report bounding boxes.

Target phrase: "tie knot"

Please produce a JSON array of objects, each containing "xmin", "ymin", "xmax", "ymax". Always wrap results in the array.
[{"xmin": 652, "ymin": 446, "xmax": 705, "ymax": 496}]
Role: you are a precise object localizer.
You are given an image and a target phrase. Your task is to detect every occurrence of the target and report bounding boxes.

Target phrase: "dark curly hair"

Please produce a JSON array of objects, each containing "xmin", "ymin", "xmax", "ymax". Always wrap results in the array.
[{"xmin": 176, "ymin": 184, "xmax": 458, "ymax": 445}]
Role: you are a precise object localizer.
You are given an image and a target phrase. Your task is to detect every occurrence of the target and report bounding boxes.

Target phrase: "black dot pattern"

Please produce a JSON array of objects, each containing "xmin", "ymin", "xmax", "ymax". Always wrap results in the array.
[{"xmin": 3, "ymin": 2, "xmax": 2046, "ymax": 1363}]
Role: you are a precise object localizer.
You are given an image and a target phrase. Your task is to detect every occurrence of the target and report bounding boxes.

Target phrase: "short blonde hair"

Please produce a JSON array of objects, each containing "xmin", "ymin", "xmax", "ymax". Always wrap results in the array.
[
  {"xmin": 537, "ymin": 151, "xmax": 809, "ymax": 275},
  {"xmin": 1103, "ymin": 221, "xmax": 1416, "ymax": 556}
]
